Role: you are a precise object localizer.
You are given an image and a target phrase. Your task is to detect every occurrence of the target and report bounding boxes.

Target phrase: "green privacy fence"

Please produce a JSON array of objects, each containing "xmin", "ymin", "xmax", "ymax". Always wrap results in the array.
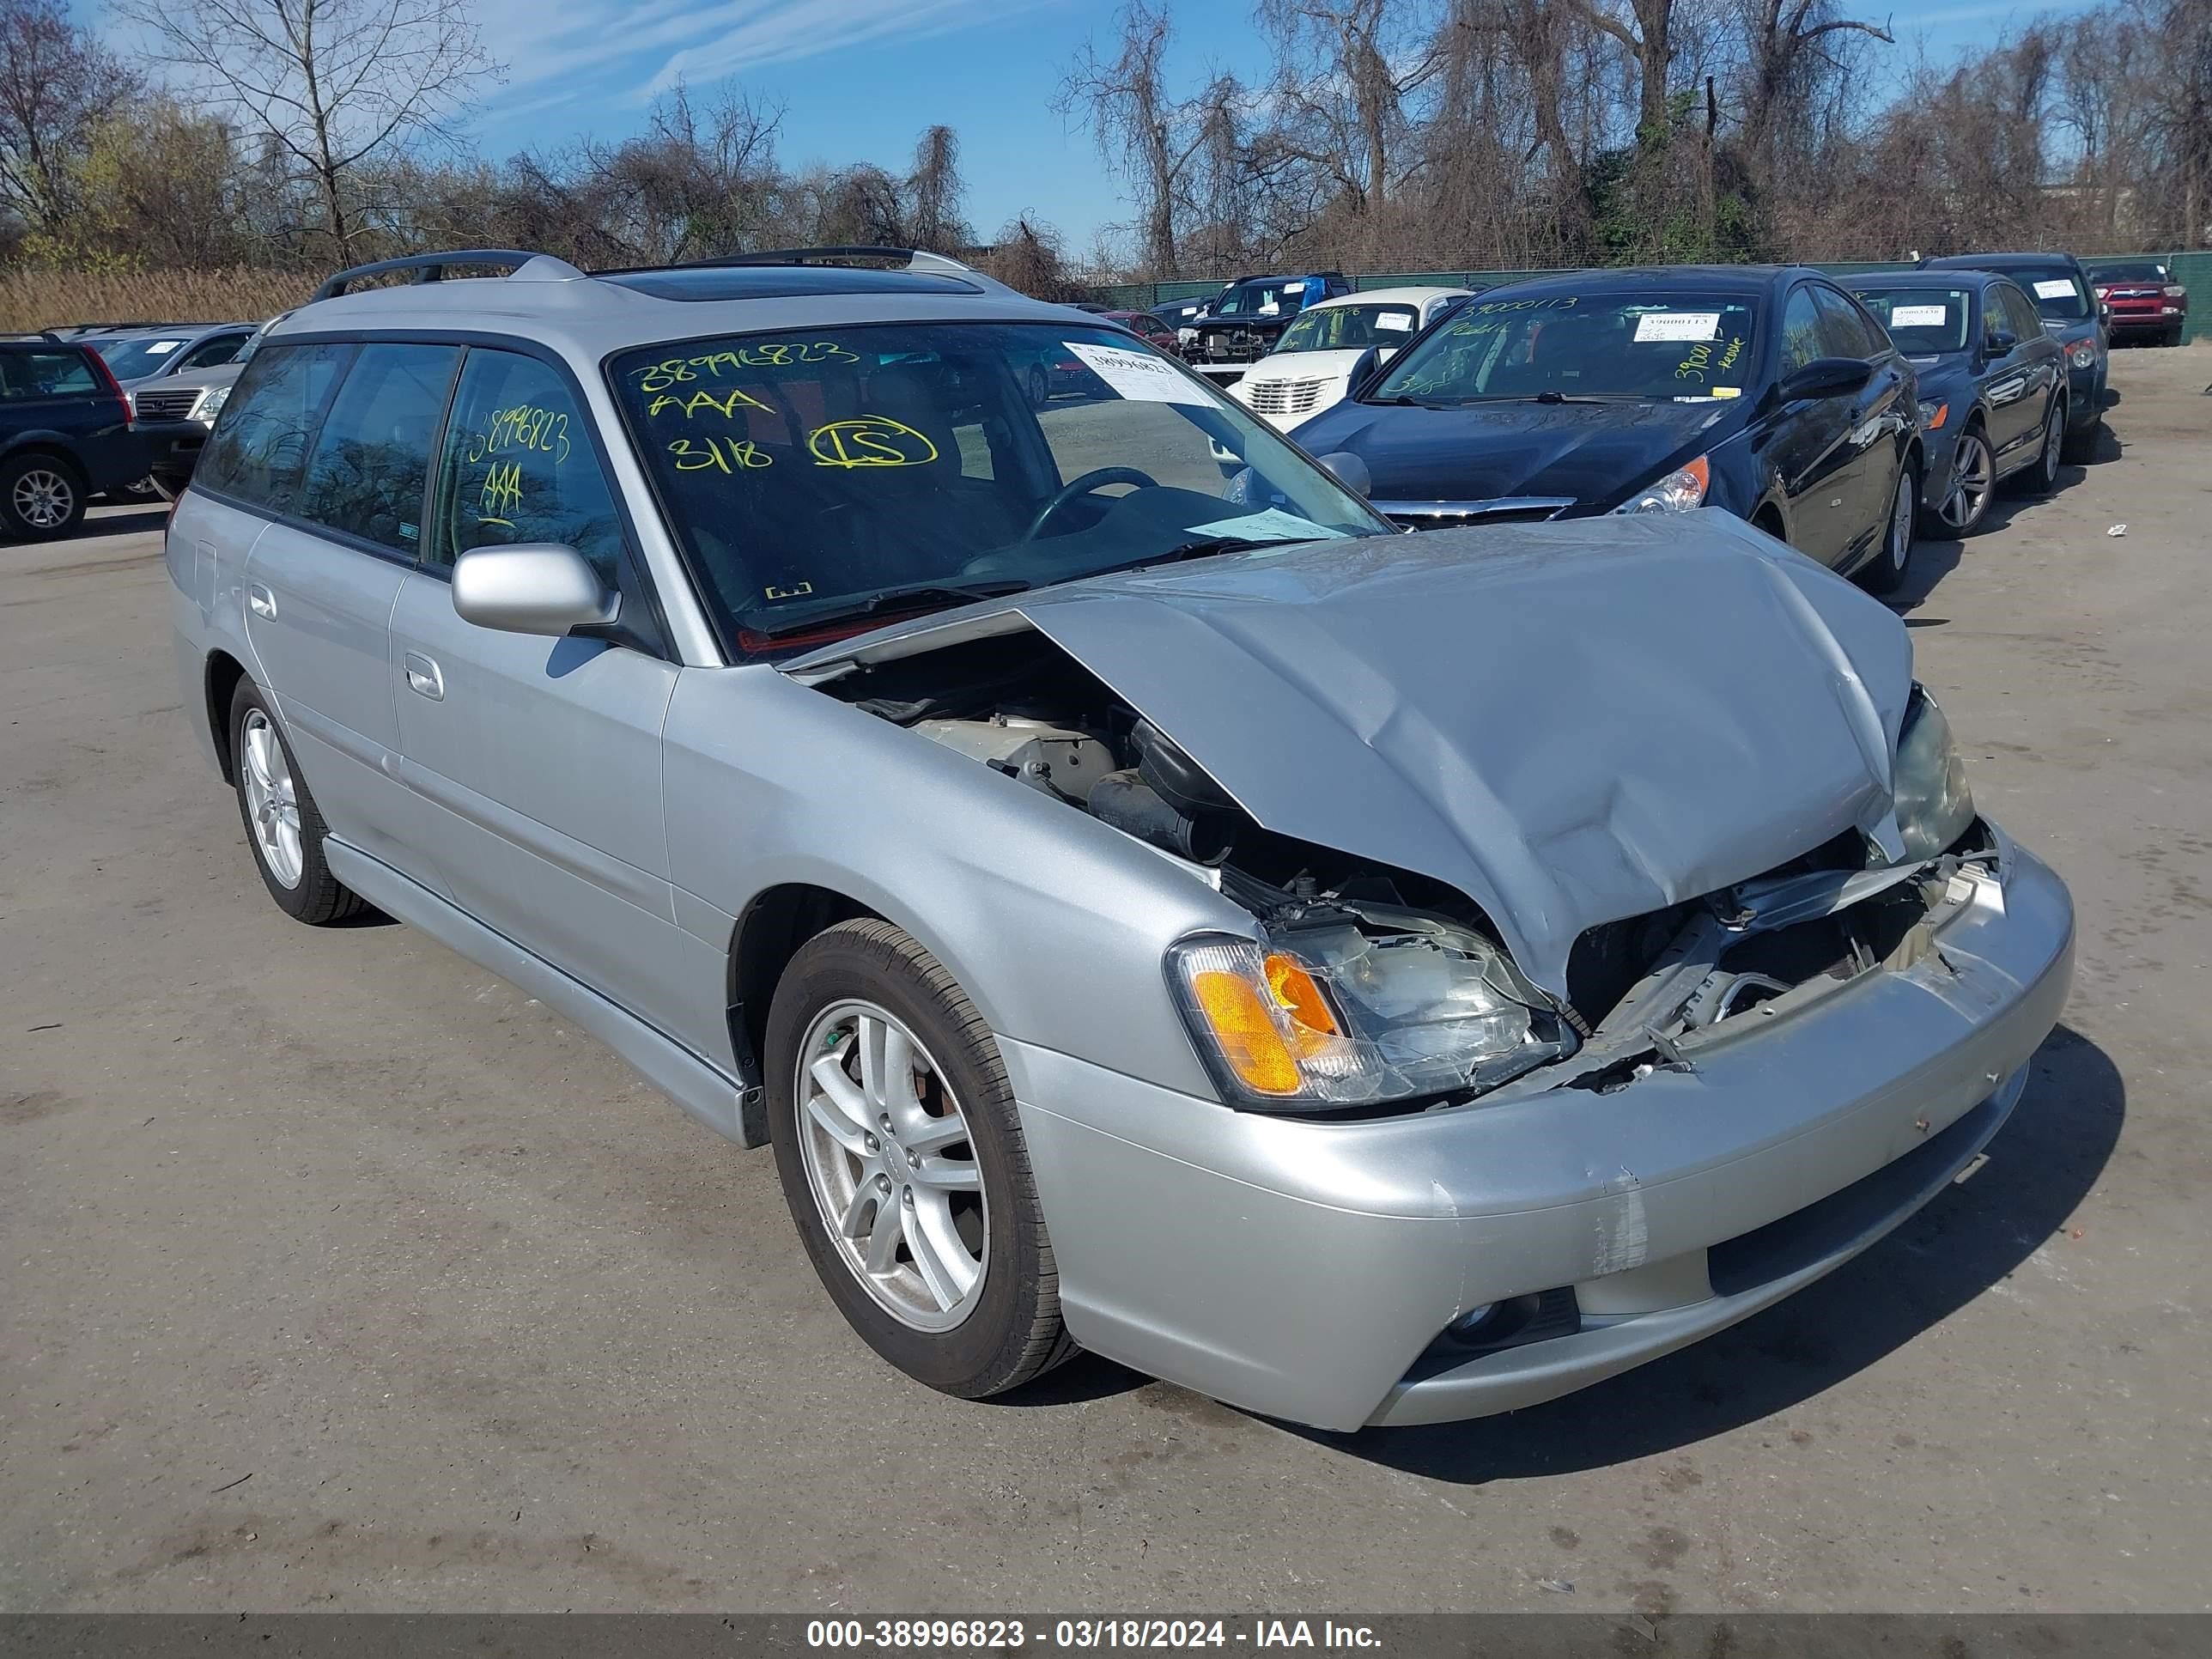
[{"xmin": 1094, "ymin": 253, "xmax": 2211, "ymax": 343}]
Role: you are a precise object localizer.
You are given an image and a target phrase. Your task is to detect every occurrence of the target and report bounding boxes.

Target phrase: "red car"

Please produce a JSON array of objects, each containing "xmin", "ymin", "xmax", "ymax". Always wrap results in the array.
[
  {"xmin": 1101, "ymin": 308, "xmax": 1184, "ymax": 357},
  {"xmin": 2087, "ymin": 259, "xmax": 2188, "ymax": 347}
]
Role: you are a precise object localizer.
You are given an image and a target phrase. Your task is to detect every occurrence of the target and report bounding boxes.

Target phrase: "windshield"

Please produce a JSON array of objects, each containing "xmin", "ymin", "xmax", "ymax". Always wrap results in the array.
[
  {"xmin": 1852, "ymin": 288, "xmax": 1972, "ymax": 354},
  {"xmin": 611, "ymin": 322, "xmax": 1390, "ymax": 654},
  {"xmin": 1207, "ymin": 279, "xmax": 1312, "ymax": 319},
  {"xmin": 1274, "ymin": 302, "xmax": 1422, "ymax": 354},
  {"xmin": 2090, "ymin": 261, "xmax": 2167, "ymax": 283},
  {"xmin": 95, "ymin": 336, "xmax": 194, "ymax": 380},
  {"xmin": 1367, "ymin": 292, "xmax": 1760, "ymax": 403},
  {"xmin": 2013, "ymin": 268, "xmax": 2092, "ymax": 320}
]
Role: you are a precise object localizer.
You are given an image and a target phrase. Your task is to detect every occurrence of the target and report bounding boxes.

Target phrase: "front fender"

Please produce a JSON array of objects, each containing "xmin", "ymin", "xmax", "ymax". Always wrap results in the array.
[{"xmin": 662, "ymin": 665, "xmax": 1254, "ymax": 1099}]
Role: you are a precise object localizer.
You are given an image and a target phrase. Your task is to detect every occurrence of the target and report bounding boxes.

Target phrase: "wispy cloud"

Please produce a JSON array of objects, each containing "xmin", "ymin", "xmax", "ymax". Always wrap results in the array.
[{"xmin": 465, "ymin": 0, "xmax": 1042, "ymax": 126}]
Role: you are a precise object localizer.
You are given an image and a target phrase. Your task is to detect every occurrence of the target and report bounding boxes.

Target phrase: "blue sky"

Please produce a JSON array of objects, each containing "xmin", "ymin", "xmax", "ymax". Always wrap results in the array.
[{"xmin": 104, "ymin": 0, "xmax": 2106, "ymax": 256}]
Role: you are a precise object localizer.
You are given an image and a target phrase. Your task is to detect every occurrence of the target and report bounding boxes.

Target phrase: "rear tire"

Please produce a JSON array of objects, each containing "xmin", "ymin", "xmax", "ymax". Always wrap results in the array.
[
  {"xmin": 1028, "ymin": 364, "xmax": 1048, "ymax": 407},
  {"xmin": 2020, "ymin": 397, "xmax": 2065, "ymax": 496},
  {"xmin": 766, "ymin": 919, "xmax": 1075, "ymax": 1400},
  {"xmin": 1, "ymin": 453, "xmax": 87, "ymax": 542},
  {"xmin": 228, "ymin": 678, "xmax": 367, "ymax": 925}
]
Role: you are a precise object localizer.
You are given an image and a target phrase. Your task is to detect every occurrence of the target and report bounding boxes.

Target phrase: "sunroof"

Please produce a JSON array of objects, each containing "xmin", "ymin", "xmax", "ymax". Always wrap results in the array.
[{"xmin": 600, "ymin": 264, "xmax": 982, "ymax": 302}]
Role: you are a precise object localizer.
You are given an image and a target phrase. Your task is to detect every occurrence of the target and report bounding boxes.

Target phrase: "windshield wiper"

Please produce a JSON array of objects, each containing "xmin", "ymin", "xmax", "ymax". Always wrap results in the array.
[
  {"xmin": 1362, "ymin": 392, "xmax": 1454, "ymax": 408},
  {"xmin": 742, "ymin": 578, "xmax": 1030, "ymax": 639}
]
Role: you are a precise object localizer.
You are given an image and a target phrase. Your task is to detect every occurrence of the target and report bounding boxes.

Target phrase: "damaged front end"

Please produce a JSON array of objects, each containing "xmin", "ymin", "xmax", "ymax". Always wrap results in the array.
[{"xmin": 805, "ymin": 623, "xmax": 1989, "ymax": 1119}]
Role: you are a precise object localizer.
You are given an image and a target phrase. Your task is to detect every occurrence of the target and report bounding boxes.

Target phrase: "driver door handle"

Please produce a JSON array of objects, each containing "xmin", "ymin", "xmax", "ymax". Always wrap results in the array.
[{"xmin": 404, "ymin": 653, "xmax": 444, "ymax": 701}]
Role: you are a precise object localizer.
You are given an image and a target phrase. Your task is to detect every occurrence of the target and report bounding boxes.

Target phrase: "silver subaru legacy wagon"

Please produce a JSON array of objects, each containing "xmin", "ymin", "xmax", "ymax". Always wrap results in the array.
[{"xmin": 166, "ymin": 246, "xmax": 2074, "ymax": 1432}]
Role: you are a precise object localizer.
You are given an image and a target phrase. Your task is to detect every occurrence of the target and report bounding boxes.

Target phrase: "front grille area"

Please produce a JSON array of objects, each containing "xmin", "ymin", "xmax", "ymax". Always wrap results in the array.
[
  {"xmin": 1243, "ymin": 377, "xmax": 1328, "ymax": 417},
  {"xmin": 132, "ymin": 386, "xmax": 202, "ymax": 421},
  {"xmin": 1200, "ymin": 330, "xmax": 1270, "ymax": 363}
]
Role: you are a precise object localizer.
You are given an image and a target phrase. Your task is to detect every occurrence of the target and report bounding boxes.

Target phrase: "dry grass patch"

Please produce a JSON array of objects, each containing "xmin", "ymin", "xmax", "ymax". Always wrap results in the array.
[{"xmin": 1, "ymin": 267, "xmax": 312, "ymax": 331}]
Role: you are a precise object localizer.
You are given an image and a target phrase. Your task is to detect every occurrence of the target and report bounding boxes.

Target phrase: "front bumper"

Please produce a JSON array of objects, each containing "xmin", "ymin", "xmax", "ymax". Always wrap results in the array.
[{"xmin": 1005, "ymin": 829, "xmax": 2073, "ymax": 1431}]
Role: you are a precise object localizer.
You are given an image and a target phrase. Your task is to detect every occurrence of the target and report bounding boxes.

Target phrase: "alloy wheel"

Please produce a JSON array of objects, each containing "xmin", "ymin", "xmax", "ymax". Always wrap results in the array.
[
  {"xmin": 239, "ymin": 708, "xmax": 304, "ymax": 888},
  {"xmin": 2043, "ymin": 403, "xmax": 2064, "ymax": 482},
  {"xmin": 10, "ymin": 467, "xmax": 74, "ymax": 530},
  {"xmin": 795, "ymin": 1000, "xmax": 988, "ymax": 1333},
  {"xmin": 1940, "ymin": 432, "xmax": 1993, "ymax": 532},
  {"xmin": 1887, "ymin": 467, "xmax": 1915, "ymax": 571}
]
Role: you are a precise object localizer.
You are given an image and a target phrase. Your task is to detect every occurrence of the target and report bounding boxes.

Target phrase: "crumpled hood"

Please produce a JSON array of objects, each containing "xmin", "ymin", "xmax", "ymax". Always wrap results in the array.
[
  {"xmin": 1291, "ymin": 396, "xmax": 1737, "ymax": 508},
  {"xmin": 787, "ymin": 511, "xmax": 1915, "ymax": 998}
]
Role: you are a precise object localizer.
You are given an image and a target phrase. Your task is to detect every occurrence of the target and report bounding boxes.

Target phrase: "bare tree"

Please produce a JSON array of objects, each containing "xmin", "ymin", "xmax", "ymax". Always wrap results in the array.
[
  {"xmin": 1258, "ymin": 0, "xmax": 1446, "ymax": 215},
  {"xmin": 906, "ymin": 124, "xmax": 969, "ymax": 250},
  {"xmin": 114, "ymin": 0, "xmax": 499, "ymax": 259},
  {"xmin": 0, "ymin": 0, "xmax": 137, "ymax": 240},
  {"xmin": 1734, "ymin": 0, "xmax": 1893, "ymax": 190},
  {"xmin": 1058, "ymin": 1, "xmax": 1201, "ymax": 272}
]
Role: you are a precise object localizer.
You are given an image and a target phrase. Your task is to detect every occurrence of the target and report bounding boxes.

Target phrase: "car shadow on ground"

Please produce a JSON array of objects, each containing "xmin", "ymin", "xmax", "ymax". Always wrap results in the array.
[{"xmin": 1297, "ymin": 1022, "xmax": 2120, "ymax": 1480}]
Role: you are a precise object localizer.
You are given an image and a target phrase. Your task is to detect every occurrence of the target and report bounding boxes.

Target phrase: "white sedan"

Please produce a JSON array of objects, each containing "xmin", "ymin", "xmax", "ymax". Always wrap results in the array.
[{"xmin": 1228, "ymin": 286, "xmax": 1472, "ymax": 432}]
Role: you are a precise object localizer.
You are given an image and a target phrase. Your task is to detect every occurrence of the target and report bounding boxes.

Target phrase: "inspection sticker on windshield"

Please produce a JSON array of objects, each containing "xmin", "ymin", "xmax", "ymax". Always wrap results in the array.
[
  {"xmin": 1062, "ymin": 341, "xmax": 1212, "ymax": 406},
  {"xmin": 145, "ymin": 340, "xmax": 183, "ymax": 355},
  {"xmin": 1890, "ymin": 304, "xmax": 1950, "ymax": 328},
  {"xmin": 2033, "ymin": 279, "xmax": 2076, "ymax": 300},
  {"xmin": 1632, "ymin": 312, "xmax": 1722, "ymax": 343},
  {"xmin": 1376, "ymin": 313, "xmax": 1413, "ymax": 331}
]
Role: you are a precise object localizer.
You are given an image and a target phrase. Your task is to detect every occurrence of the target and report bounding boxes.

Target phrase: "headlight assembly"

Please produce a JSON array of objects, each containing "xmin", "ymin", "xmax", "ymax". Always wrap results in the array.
[
  {"xmin": 194, "ymin": 384, "xmax": 232, "ymax": 422},
  {"xmin": 2068, "ymin": 340, "xmax": 2099, "ymax": 369},
  {"xmin": 1891, "ymin": 687, "xmax": 1978, "ymax": 860},
  {"xmin": 1167, "ymin": 906, "xmax": 1574, "ymax": 1108},
  {"xmin": 1612, "ymin": 453, "xmax": 1710, "ymax": 514},
  {"xmin": 1918, "ymin": 400, "xmax": 1948, "ymax": 430}
]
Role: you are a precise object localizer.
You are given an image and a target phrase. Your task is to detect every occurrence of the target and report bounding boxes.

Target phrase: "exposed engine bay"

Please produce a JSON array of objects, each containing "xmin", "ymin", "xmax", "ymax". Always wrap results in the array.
[{"xmin": 816, "ymin": 628, "xmax": 1996, "ymax": 1109}]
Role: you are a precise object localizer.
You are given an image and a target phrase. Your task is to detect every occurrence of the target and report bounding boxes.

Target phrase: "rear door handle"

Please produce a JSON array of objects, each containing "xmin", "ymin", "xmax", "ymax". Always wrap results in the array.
[
  {"xmin": 404, "ymin": 653, "xmax": 444, "ymax": 701},
  {"xmin": 246, "ymin": 582, "xmax": 276, "ymax": 620}
]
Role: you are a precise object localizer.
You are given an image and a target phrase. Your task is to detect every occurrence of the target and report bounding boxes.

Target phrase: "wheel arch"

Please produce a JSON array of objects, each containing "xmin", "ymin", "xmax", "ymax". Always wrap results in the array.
[
  {"xmin": 0, "ymin": 439, "xmax": 88, "ymax": 483},
  {"xmin": 204, "ymin": 650, "xmax": 251, "ymax": 784},
  {"xmin": 728, "ymin": 882, "xmax": 885, "ymax": 1104}
]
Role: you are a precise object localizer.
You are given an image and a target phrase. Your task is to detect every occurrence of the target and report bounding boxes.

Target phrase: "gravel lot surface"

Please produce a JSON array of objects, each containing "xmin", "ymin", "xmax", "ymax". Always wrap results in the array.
[{"xmin": 3, "ymin": 348, "xmax": 2208, "ymax": 1613}]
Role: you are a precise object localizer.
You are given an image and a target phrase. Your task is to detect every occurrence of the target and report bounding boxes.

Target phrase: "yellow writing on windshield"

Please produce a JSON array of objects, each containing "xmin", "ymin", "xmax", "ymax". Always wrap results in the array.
[
  {"xmin": 808, "ymin": 417, "xmax": 938, "ymax": 470},
  {"xmin": 635, "ymin": 342, "xmax": 861, "ymax": 392},
  {"xmin": 670, "ymin": 436, "xmax": 773, "ymax": 473},
  {"xmin": 648, "ymin": 386, "xmax": 774, "ymax": 422}
]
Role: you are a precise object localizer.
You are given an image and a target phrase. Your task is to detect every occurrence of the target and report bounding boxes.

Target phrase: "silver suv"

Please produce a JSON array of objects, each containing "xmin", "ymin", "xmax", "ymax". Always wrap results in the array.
[{"xmin": 167, "ymin": 246, "xmax": 2074, "ymax": 1432}]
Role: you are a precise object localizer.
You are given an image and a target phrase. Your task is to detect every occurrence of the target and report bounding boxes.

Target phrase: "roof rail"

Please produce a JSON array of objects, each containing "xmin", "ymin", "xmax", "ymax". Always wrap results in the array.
[
  {"xmin": 617, "ymin": 244, "xmax": 1023, "ymax": 299},
  {"xmin": 312, "ymin": 249, "xmax": 583, "ymax": 302}
]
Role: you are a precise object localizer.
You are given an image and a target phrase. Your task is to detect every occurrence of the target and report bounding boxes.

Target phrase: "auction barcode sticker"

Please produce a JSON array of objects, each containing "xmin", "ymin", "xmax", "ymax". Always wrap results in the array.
[
  {"xmin": 2033, "ymin": 279, "xmax": 2076, "ymax": 300},
  {"xmin": 1063, "ymin": 342, "xmax": 1214, "ymax": 405},
  {"xmin": 1633, "ymin": 312, "xmax": 1722, "ymax": 343},
  {"xmin": 1889, "ymin": 304, "xmax": 1950, "ymax": 328}
]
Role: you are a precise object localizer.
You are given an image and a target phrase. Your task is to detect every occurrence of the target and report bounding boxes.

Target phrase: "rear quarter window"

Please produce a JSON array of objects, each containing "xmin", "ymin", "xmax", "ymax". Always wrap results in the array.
[
  {"xmin": 197, "ymin": 341, "xmax": 356, "ymax": 511},
  {"xmin": 296, "ymin": 343, "xmax": 460, "ymax": 553},
  {"xmin": 0, "ymin": 349, "xmax": 100, "ymax": 400}
]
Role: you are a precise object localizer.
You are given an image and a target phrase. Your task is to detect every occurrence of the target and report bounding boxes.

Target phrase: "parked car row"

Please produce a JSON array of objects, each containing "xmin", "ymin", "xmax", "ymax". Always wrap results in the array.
[{"xmin": 1237, "ymin": 252, "xmax": 2124, "ymax": 593}]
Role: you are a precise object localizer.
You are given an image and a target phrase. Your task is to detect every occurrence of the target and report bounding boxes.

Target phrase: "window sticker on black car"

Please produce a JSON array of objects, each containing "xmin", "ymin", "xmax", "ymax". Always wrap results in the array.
[{"xmin": 1634, "ymin": 312, "xmax": 1722, "ymax": 343}]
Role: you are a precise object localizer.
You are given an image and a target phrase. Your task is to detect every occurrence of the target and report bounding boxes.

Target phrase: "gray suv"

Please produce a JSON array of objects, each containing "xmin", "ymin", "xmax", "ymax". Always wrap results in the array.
[{"xmin": 167, "ymin": 246, "xmax": 2074, "ymax": 1432}]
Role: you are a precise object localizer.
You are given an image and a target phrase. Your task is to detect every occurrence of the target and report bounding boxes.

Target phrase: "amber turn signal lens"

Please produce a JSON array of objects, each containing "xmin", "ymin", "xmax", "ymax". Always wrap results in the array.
[{"xmin": 1190, "ymin": 969, "xmax": 1302, "ymax": 1095}]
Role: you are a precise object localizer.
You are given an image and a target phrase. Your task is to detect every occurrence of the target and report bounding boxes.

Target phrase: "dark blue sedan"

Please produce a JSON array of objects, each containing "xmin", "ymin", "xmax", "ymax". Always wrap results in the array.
[
  {"xmin": 1844, "ymin": 270, "xmax": 2068, "ymax": 537},
  {"xmin": 1291, "ymin": 265, "xmax": 1927, "ymax": 592},
  {"xmin": 1920, "ymin": 252, "xmax": 2107, "ymax": 461}
]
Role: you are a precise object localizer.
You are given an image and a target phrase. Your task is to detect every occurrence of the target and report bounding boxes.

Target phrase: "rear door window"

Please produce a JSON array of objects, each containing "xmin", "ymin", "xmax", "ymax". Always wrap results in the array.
[
  {"xmin": 196, "ymin": 341, "xmax": 356, "ymax": 511},
  {"xmin": 297, "ymin": 343, "xmax": 460, "ymax": 554},
  {"xmin": 0, "ymin": 349, "xmax": 98, "ymax": 399},
  {"xmin": 428, "ymin": 349, "xmax": 625, "ymax": 582}
]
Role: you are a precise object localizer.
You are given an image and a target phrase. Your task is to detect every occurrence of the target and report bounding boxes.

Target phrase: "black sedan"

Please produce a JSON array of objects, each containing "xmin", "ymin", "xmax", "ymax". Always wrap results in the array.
[
  {"xmin": 1920, "ymin": 252, "xmax": 2106, "ymax": 460},
  {"xmin": 1844, "ymin": 270, "xmax": 2067, "ymax": 537},
  {"xmin": 1292, "ymin": 265, "xmax": 1926, "ymax": 592}
]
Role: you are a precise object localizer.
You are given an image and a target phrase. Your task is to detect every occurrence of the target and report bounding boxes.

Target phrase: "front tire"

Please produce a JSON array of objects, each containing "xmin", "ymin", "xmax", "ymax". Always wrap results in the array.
[
  {"xmin": 1027, "ymin": 364, "xmax": 1048, "ymax": 407},
  {"xmin": 1923, "ymin": 425, "xmax": 1993, "ymax": 538},
  {"xmin": 1, "ymin": 453, "xmax": 86, "ymax": 542},
  {"xmin": 766, "ymin": 920, "xmax": 1074, "ymax": 1399},
  {"xmin": 228, "ymin": 679, "xmax": 367, "ymax": 925},
  {"xmin": 1858, "ymin": 455, "xmax": 1919, "ymax": 594}
]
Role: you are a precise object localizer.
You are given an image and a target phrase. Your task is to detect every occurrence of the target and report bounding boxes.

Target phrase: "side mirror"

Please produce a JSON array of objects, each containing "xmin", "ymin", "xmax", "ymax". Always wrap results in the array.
[
  {"xmin": 1779, "ymin": 356, "xmax": 1873, "ymax": 402},
  {"xmin": 1345, "ymin": 345, "xmax": 1382, "ymax": 396},
  {"xmin": 1985, "ymin": 329, "xmax": 2018, "ymax": 355},
  {"xmin": 452, "ymin": 544, "xmax": 618, "ymax": 637},
  {"xmin": 1316, "ymin": 450, "xmax": 1372, "ymax": 497}
]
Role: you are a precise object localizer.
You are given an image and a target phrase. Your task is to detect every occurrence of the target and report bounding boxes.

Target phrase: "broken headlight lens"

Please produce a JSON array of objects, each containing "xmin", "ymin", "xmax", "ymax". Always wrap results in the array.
[
  {"xmin": 1167, "ymin": 910, "xmax": 1571, "ymax": 1107},
  {"xmin": 1891, "ymin": 687, "xmax": 1977, "ymax": 860}
]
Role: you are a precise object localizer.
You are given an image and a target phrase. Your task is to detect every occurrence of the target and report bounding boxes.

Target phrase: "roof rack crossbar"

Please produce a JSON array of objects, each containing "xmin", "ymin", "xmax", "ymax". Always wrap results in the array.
[{"xmin": 312, "ymin": 249, "xmax": 581, "ymax": 302}]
